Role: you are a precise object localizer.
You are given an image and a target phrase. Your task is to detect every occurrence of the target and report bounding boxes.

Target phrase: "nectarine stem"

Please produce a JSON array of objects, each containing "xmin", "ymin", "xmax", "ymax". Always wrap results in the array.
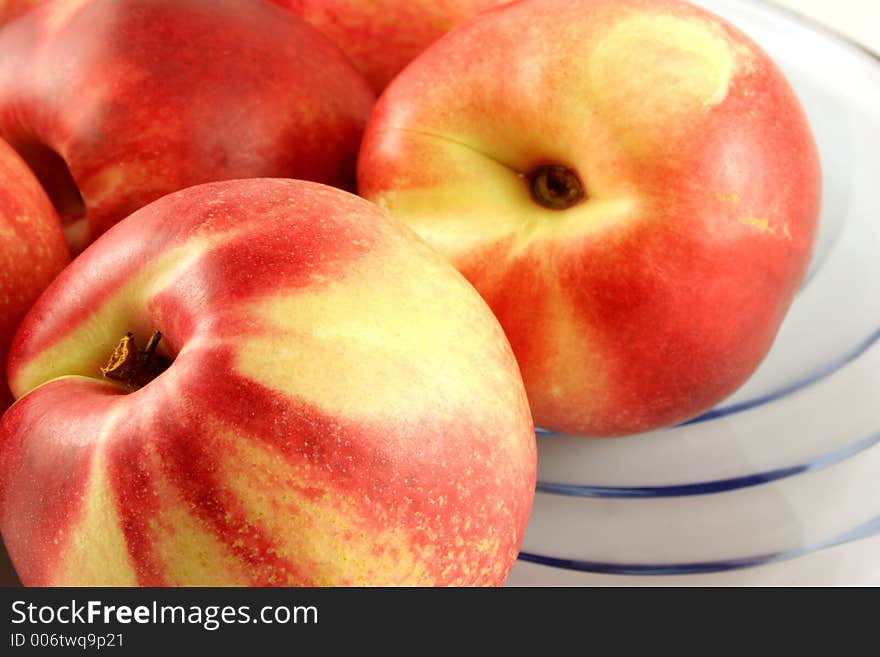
[
  {"xmin": 101, "ymin": 331, "xmax": 171, "ymax": 390},
  {"xmin": 528, "ymin": 165, "xmax": 585, "ymax": 210}
]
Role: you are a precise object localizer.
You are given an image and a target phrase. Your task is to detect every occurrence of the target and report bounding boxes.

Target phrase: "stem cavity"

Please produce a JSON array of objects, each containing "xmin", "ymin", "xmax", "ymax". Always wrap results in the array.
[
  {"xmin": 527, "ymin": 165, "xmax": 586, "ymax": 210},
  {"xmin": 101, "ymin": 331, "xmax": 171, "ymax": 390}
]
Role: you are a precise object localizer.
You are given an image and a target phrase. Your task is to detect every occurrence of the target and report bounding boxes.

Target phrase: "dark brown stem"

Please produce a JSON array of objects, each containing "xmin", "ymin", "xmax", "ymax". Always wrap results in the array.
[
  {"xmin": 527, "ymin": 165, "xmax": 586, "ymax": 210},
  {"xmin": 101, "ymin": 331, "xmax": 171, "ymax": 389}
]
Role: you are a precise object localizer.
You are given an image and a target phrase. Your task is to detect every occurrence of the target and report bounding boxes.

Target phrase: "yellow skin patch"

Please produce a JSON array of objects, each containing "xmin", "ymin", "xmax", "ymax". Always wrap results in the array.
[
  {"xmin": 55, "ymin": 435, "xmax": 139, "ymax": 586},
  {"xmin": 717, "ymin": 192, "xmax": 789, "ymax": 237},
  {"xmin": 11, "ymin": 236, "xmax": 223, "ymax": 398},
  {"xmin": 235, "ymin": 230, "xmax": 523, "ymax": 435},
  {"xmin": 373, "ymin": 129, "xmax": 529, "ymax": 256},
  {"xmin": 212, "ymin": 429, "xmax": 431, "ymax": 586},
  {"xmin": 739, "ymin": 214, "xmax": 774, "ymax": 233},
  {"xmin": 587, "ymin": 14, "xmax": 749, "ymax": 152},
  {"xmin": 716, "ymin": 191, "xmax": 742, "ymax": 208},
  {"xmin": 80, "ymin": 163, "xmax": 129, "ymax": 209},
  {"xmin": 371, "ymin": 129, "xmax": 642, "ymax": 264},
  {"xmin": 519, "ymin": 265, "xmax": 610, "ymax": 425}
]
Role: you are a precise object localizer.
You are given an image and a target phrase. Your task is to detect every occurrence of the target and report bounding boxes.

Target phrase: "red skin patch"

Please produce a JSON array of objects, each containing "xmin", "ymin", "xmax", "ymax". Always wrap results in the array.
[
  {"xmin": 271, "ymin": 0, "xmax": 510, "ymax": 93},
  {"xmin": 0, "ymin": 0, "xmax": 43, "ymax": 27}
]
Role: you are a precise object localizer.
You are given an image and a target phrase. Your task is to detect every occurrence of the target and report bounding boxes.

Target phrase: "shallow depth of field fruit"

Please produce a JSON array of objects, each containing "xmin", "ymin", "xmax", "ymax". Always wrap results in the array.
[
  {"xmin": 271, "ymin": 0, "xmax": 510, "ymax": 93},
  {"xmin": 0, "ymin": 0, "xmax": 375, "ymax": 253}
]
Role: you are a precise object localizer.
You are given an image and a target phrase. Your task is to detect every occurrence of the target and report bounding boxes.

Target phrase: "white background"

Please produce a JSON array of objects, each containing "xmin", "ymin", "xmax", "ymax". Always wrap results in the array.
[{"xmin": 767, "ymin": 0, "xmax": 880, "ymax": 53}]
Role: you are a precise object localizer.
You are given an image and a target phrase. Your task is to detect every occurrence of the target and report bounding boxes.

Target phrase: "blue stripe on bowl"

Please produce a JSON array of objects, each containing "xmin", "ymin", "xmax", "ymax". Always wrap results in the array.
[
  {"xmin": 680, "ymin": 327, "xmax": 880, "ymax": 426},
  {"xmin": 535, "ymin": 325, "xmax": 880, "ymax": 440},
  {"xmin": 535, "ymin": 430, "xmax": 880, "ymax": 498},
  {"xmin": 517, "ymin": 514, "xmax": 880, "ymax": 576}
]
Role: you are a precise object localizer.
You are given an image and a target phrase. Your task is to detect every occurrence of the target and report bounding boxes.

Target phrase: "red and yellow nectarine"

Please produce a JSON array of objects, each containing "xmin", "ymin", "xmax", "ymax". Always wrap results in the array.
[
  {"xmin": 358, "ymin": 0, "xmax": 821, "ymax": 436},
  {"xmin": 0, "ymin": 179, "xmax": 536, "ymax": 586}
]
